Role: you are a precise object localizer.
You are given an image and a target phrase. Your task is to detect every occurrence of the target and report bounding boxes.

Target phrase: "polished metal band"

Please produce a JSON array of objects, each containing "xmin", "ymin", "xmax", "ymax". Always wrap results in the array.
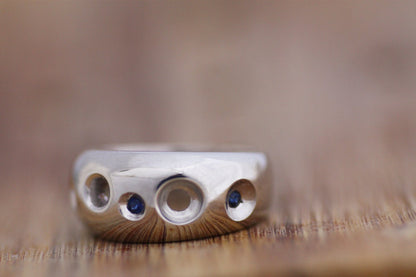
[{"xmin": 71, "ymin": 145, "xmax": 272, "ymax": 243}]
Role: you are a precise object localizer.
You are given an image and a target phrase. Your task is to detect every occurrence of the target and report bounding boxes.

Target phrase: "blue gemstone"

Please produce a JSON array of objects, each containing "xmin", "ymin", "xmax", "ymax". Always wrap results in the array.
[
  {"xmin": 228, "ymin": 190, "xmax": 242, "ymax": 208},
  {"xmin": 127, "ymin": 195, "xmax": 145, "ymax": 214}
]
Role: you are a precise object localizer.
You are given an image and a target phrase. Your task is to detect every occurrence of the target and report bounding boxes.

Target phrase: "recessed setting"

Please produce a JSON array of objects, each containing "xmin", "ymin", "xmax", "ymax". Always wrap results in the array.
[
  {"xmin": 225, "ymin": 179, "xmax": 256, "ymax": 221},
  {"xmin": 85, "ymin": 174, "xmax": 110, "ymax": 210},
  {"xmin": 119, "ymin": 193, "xmax": 146, "ymax": 221},
  {"xmin": 156, "ymin": 176, "xmax": 204, "ymax": 225}
]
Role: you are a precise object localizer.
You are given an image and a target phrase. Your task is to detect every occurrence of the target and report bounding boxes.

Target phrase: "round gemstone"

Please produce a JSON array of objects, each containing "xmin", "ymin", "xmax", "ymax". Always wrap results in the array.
[
  {"xmin": 127, "ymin": 195, "xmax": 145, "ymax": 215},
  {"xmin": 228, "ymin": 190, "xmax": 242, "ymax": 208}
]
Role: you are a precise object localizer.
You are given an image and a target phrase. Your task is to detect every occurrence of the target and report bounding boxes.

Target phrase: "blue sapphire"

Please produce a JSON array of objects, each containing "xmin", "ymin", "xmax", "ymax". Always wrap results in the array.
[
  {"xmin": 127, "ymin": 195, "xmax": 145, "ymax": 214},
  {"xmin": 228, "ymin": 190, "xmax": 242, "ymax": 208}
]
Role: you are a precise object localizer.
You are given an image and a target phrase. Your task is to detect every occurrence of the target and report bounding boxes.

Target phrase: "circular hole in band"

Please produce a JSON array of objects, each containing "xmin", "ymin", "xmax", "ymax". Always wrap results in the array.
[
  {"xmin": 225, "ymin": 179, "xmax": 256, "ymax": 221},
  {"xmin": 85, "ymin": 174, "xmax": 110, "ymax": 210},
  {"xmin": 156, "ymin": 177, "xmax": 204, "ymax": 225},
  {"xmin": 167, "ymin": 189, "xmax": 191, "ymax": 211},
  {"xmin": 119, "ymin": 193, "xmax": 146, "ymax": 221}
]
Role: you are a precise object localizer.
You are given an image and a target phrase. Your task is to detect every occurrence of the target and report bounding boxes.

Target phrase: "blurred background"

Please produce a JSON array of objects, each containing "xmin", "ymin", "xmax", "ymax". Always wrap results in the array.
[{"xmin": 1, "ymin": 1, "xmax": 416, "ymax": 227}]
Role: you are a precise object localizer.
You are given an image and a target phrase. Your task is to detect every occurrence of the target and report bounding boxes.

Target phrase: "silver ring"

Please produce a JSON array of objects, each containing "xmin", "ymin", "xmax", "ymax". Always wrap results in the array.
[{"xmin": 70, "ymin": 144, "xmax": 272, "ymax": 243}]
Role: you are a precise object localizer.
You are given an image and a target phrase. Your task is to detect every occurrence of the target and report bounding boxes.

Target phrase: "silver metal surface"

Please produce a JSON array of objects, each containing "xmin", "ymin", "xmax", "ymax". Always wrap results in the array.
[{"xmin": 71, "ymin": 144, "xmax": 272, "ymax": 243}]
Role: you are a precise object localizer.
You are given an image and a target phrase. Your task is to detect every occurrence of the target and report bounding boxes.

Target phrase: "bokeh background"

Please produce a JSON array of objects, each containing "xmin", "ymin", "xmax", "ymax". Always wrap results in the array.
[{"xmin": 1, "ymin": 1, "xmax": 416, "ymax": 232}]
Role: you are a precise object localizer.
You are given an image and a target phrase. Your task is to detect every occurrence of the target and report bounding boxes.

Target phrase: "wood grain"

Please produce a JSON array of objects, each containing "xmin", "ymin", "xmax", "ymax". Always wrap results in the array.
[{"xmin": 2, "ymin": 148, "xmax": 416, "ymax": 276}]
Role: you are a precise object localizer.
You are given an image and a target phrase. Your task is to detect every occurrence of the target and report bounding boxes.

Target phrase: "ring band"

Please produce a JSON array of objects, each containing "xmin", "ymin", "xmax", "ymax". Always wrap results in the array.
[{"xmin": 70, "ymin": 144, "xmax": 272, "ymax": 243}]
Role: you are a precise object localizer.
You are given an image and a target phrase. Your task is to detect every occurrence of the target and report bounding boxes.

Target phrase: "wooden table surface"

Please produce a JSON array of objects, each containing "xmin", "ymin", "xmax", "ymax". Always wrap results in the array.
[
  {"xmin": 2, "ymin": 147, "xmax": 416, "ymax": 276},
  {"xmin": 2, "ymin": 1, "xmax": 416, "ymax": 276}
]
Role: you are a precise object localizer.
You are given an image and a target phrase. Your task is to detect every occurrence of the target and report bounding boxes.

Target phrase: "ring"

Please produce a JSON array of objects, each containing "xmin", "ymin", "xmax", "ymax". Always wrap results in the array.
[{"xmin": 70, "ymin": 144, "xmax": 272, "ymax": 243}]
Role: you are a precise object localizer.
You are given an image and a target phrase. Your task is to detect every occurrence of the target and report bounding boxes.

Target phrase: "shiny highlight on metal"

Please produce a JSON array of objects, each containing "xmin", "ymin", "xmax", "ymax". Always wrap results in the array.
[{"xmin": 71, "ymin": 144, "xmax": 272, "ymax": 243}]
